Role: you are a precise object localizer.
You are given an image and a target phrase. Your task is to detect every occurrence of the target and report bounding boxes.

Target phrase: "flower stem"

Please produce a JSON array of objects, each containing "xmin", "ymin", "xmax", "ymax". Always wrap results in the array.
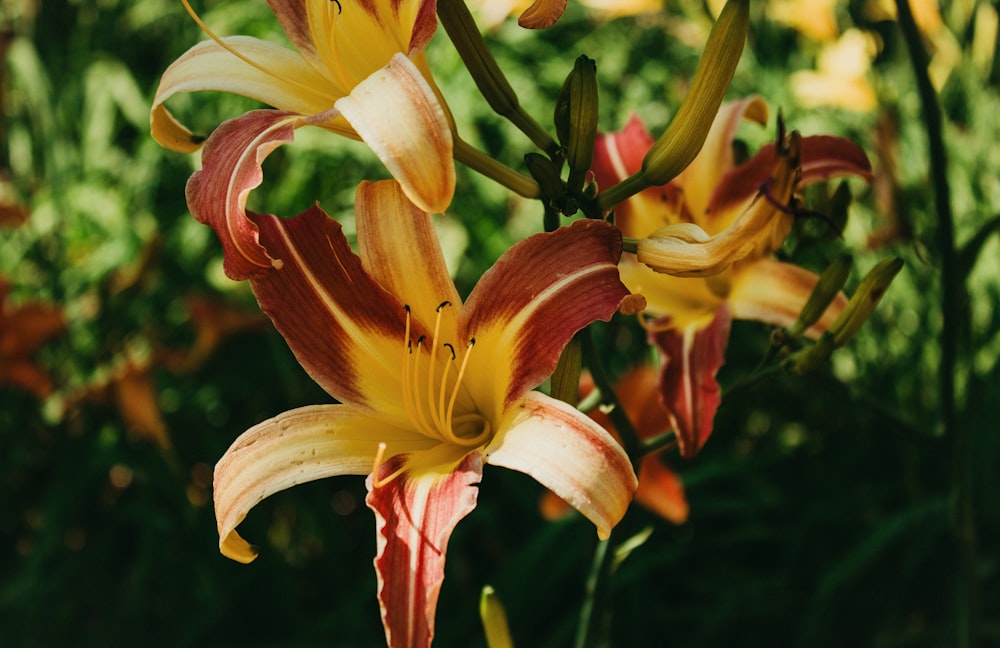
[
  {"xmin": 453, "ymin": 138, "xmax": 540, "ymax": 198},
  {"xmin": 573, "ymin": 535, "xmax": 612, "ymax": 648},
  {"xmin": 894, "ymin": 1, "xmax": 974, "ymax": 645},
  {"xmin": 437, "ymin": 0, "xmax": 559, "ymax": 154}
]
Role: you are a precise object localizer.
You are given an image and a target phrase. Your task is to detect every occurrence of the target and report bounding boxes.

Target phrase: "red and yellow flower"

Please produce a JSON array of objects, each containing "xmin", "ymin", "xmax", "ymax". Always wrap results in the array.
[
  {"xmin": 152, "ymin": 0, "xmax": 454, "ymax": 216},
  {"xmin": 592, "ymin": 97, "xmax": 873, "ymax": 458},
  {"xmin": 210, "ymin": 179, "xmax": 637, "ymax": 646}
]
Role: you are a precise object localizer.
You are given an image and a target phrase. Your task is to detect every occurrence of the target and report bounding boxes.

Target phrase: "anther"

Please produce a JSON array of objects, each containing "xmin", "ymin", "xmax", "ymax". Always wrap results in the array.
[
  {"xmin": 443, "ymin": 343, "xmax": 456, "ymax": 360},
  {"xmin": 330, "ymin": 0, "xmax": 342, "ymax": 13},
  {"xmin": 436, "ymin": 301, "xmax": 452, "ymax": 312}
]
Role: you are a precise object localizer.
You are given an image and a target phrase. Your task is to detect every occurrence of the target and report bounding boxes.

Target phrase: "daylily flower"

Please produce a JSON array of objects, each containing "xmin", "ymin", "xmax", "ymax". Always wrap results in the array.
[
  {"xmin": 541, "ymin": 366, "xmax": 688, "ymax": 525},
  {"xmin": 211, "ymin": 180, "xmax": 637, "ymax": 646},
  {"xmin": 592, "ymin": 97, "xmax": 873, "ymax": 458},
  {"xmin": 151, "ymin": 0, "xmax": 454, "ymax": 217}
]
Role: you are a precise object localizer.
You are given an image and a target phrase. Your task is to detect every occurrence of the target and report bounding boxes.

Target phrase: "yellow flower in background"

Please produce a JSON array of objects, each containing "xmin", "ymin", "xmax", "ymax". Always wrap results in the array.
[{"xmin": 790, "ymin": 28, "xmax": 880, "ymax": 112}]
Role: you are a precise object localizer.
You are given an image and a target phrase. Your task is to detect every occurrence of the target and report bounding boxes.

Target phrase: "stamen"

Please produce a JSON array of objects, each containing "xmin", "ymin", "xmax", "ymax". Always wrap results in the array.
[
  {"xmin": 444, "ymin": 339, "xmax": 476, "ymax": 434},
  {"xmin": 425, "ymin": 302, "xmax": 452, "ymax": 432},
  {"xmin": 371, "ymin": 442, "xmax": 407, "ymax": 488},
  {"xmin": 180, "ymin": 0, "xmax": 336, "ymax": 103},
  {"xmin": 330, "ymin": 0, "xmax": 342, "ymax": 14}
]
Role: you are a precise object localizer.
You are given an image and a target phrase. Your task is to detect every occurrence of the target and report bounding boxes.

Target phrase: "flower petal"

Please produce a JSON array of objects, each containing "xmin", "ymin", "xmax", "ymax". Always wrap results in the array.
[
  {"xmin": 460, "ymin": 219, "xmax": 629, "ymax": 416},
  {"xmin": 214, "ymin": 404, "xmax": 435, "ymax": 563},
  {"xmin": 651, "ymin": 304, "xmax": 731, "ymax": 459},
  {"xmin": 636, "ymin": 456, "xmax": 688, "ymax": 524},
  {"xmin": 185, "ymin": 109, "xmax": 301, "ymax": 279},
  {"xmin": 247, "ymin": 204, "xmax": 417, "ymax": 419},
  {"xmin": 674, "ymin": 96, "xmax": 768, "ymax": 222},
  {"xmin": 334, "ymin": 53, "xmax": 454, "ymax": 214},
  {"xmin": 517, "ymin": 0, "xmax": 568, "ymax": 28},
  {"xmin": 367, "ymin": 451, "xmax": 482, "ymax": 648},
  {"xmin": 729, "ymin": 258, "xmax": 847, "ymax": 338},
  {"xmin": 486, "ymin": 391, "xmax": 637, "ymax": 539},
  {"xmin": 636, "ymin": 133, "xmax": 803, "ymax": 277},
  {"xmin": 355, "ymin": 180, "xmax": 461, "ymax": 328},
  {"xmin": 707, "ymin": 134, "xmax": 873, "ymax": 221},
  {"xmin": 151, "ymin": 36, "xmax": 334, "ymax": 152}
]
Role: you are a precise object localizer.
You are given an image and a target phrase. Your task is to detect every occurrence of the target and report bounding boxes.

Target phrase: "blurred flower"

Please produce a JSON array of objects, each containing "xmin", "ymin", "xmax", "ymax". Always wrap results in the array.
[
  {"xmin": 160, "ymin": 294, "xmax": 271, "ymax": 374},
  {"xmin": 152, "ymin": 0, "xmax": 454, "ymax": 219},
  {"xmin": 592, "ymin": 97, "xmax": 872, "ymax": 458},
  {"xmin": 790, "ymin": 28, "xmax": 880, "ymax": 112},
  {"xmin": 211, "ymin": 180, "xmax": 636, "ymax": 647},
  {"xmin": 0, "ymin": 279, "xmax": 66, "ymax": 399},
  {"xmin": 768, "ymin": 0, "xmax": 839, "ymax": 42},
  {"xmin": 468, "ymin": 0, "xmax": 660, "ymax": 29},
  {"xmin": 542, "ymin": 366, "xmax": 688, "ymax": 525}
]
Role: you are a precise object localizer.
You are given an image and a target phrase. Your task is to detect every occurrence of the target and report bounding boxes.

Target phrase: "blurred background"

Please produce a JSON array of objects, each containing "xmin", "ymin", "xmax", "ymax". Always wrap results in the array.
[{"xmin": 1, "ymin": 0, "xmax": 998, "ymax": 645}]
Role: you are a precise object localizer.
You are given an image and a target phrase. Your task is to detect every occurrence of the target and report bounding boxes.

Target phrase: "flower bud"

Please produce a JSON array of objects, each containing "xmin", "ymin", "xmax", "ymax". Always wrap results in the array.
[
  {"xmin": 640, "ymin": 0, "xmax": 749, "ymax": 187},
  {"xmin": 786, "ymin": 257, "xmax": 903, "ymax": 373},
  {"xmin": 555, "ymin": 55, "xmax": 599, "ymax": 195},
  {"xmin": 785, "ymin": 254, "xmax": 853, "ymax": 338},
  {"xmin": 550, "ymin": 335, "xmax": 582, "ymax": 406},
  {"xmin": 480, "ymin": 585, "xmax": 514, "ymax": 648}
]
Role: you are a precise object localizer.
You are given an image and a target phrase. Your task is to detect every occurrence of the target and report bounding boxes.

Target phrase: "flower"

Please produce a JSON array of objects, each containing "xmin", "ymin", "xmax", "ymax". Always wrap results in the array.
[
  {"xmin": 541, "ymin": 366, "xmax": 688, "ymax": 525},
  {"xmin": 592, "ymin": 97, "xmax": 872, "ymax": 458},
  {"xmin": 211, "ymin": 179, "xmax": 637, "ymax": 646},
  {"xmin": 151, "ymin": 0, "xmax": 454, "ymax": 216}
]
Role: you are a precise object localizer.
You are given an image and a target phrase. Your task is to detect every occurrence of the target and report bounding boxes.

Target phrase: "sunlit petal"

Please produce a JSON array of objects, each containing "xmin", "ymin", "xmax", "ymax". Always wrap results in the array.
[
  {"xmin": 367, "ymin": 451, "xmax": 482, "ymax": 648},
  {"xmin": 729, "ymin": 258, "xmax": 847, "ymax": 338},
  {"xmin": 247, "ymin": 204, "xmax": 414, "ymax": 419},
  {"xmin": 651, "ymin": 305, "xmax": 730, "ymax": 459},
  {"xmin": 186, "ymin": 110, "xmax": 302, "ymax": 279},
  {"xmin": 461, "ymin": 219, "xmax": 628, "ymax": 416},
  {"xmin": 215, "ymin": 404, "xmax": 436, "ymax": 563},
  {"xmin": 355, "ymin": 180, "xmax": 461, "ymax": 328},
  {"xmin": 151, "ymin": 37, "xmax": 335, "ymax": 152},
  {"xmin": 517, "ymin": 0, "xmax": 568, "ymax": 28},
  {"xmin": 486, "ymin": 391, "xmax": 637, "ymax": 539},
  {"xmin": 335, "ymin": 54, "xmax": 454, "ymax": 214}
]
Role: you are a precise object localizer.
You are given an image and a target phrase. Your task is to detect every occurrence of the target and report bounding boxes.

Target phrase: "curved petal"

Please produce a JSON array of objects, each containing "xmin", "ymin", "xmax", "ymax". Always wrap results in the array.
[
  {"xmin": 675, "ymin": 96, "xmax": 768, "ymax": 223},
  {"xmin": 652, "ymin": 304, "xmax": 731, "ymax": 459},
  {"xmin": 517, "ymin": 0, "xmax": 568, "ymax": 28},
  {"xmin": 637, "ymin": 134, "xmax": 802, "ymax": 277},
  {"xmin": 214, "ymin": 404, "xmax": 435, "ymax": 563},
  {"xmin": 486, "ymin": 391, "xmax": 636, "ymax": 539},
  {"xmin": 335, "ymin": 54, "xmax": 454, "ymax": 214},
  {"xmin": 367, "ymin": 451, "xmax": 482, "ymax": 648},
  {"xmin": 247, "ymin": 205, "xmax": 417, "ymax": 420},
  {"xmin": 151, "ymin": 36, "xmax": 335, "ymax": 152},
  {"xmin": 355, "ymin": 180, "xmax": 461, "ymax": 329},
  {"xmin": 707, "ymin": 134, "xmax": 873, "ymax": 224},
  {"xmin": 729, "ymin": 258, "xmax": 847, "ymax": 338},
  {"xmin": 460, "ymin": 219, "xmax": 629, "ymax": 417},
  {"xmin": 186, "ymin": 109, "xmax": 302, "ymax": 279}
]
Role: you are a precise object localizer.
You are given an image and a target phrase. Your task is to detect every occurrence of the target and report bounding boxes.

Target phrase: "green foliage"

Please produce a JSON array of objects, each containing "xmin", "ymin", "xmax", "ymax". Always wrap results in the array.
[{"xmin": 1, "ymin": 0, "xmax": 998, "ymax": 646}]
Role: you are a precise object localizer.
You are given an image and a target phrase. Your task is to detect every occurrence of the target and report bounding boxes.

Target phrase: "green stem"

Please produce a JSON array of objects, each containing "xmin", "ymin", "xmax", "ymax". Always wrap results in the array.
[
  {"xmin": 453, "ymin": 138, "xmax": 540, "ymax": 198},
  {"xmin": 580, "ymin": 328, "xmax": 642, "ymax": 471},
  {"xmin": 596, "ymin": 172, "xmax": 649, "ymax": 212},
  {"xmin": 437, "ymin": 0, "xmax": 558, "ymax": 154},
  {"xmin": 894, "ymin": 1, "xmax": 973, "ymax": 645},
  {"xmin": 574, "ymin": 535, "xmax": 612, "ymax": 648}
]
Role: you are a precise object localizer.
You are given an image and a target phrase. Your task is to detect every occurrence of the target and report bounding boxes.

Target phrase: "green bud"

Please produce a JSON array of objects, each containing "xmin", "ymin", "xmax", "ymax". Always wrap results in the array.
[
  {"xmin": 480, "ymin": 585, "xmax": 514, "ymax": 648},
  {"xmin": 786, "ymin": 257, "xmax": 903, "ymax": 374},
  {"xmin": 555, "ymin": 56, "xmax": 599, "ymax": 195},
  {"xmin": 524, "ymin": 152, "xmax": 570, "ymax": 212},
  {"xmin": 828, "ymin": 256, "xmax": 903, "ymax": 347},
  {"xmin": 786, "ymin": 254, "xmax": 853, "ymax": 339},
  {"xmin": 640, "ymin": 0, "xmax": 749, "ymax": 186},
  {"xmin": 550, "ymin": 335, "xmax": 582, "ymax": 406}
]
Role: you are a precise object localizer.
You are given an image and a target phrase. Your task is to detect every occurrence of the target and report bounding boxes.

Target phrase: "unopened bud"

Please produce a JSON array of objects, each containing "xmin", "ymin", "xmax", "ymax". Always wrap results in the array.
[
  {"xmin": 829, "ymin": 257, "xmax": 903, "ymax": 346},
  {"xmin": 786, "ymin": 254, "xmax": 852, "ymax": 338},
  {"xmin": 640, "ymin": 0, "xmax": 749, "ymax": 186},
  {"xmin": 555, "ymin": 56, "xmax": 599, "ymax": 195},
  {"xmin": 480, "ymin": 585, "xmax": 514, "ymax": 648},
  {"xmin": 786, "ymin": 257, "xmax": 903, "ymax": 373},
  {"xmin": 550, "ymin": 335, "xmax": 582, "ymax": 406}
]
